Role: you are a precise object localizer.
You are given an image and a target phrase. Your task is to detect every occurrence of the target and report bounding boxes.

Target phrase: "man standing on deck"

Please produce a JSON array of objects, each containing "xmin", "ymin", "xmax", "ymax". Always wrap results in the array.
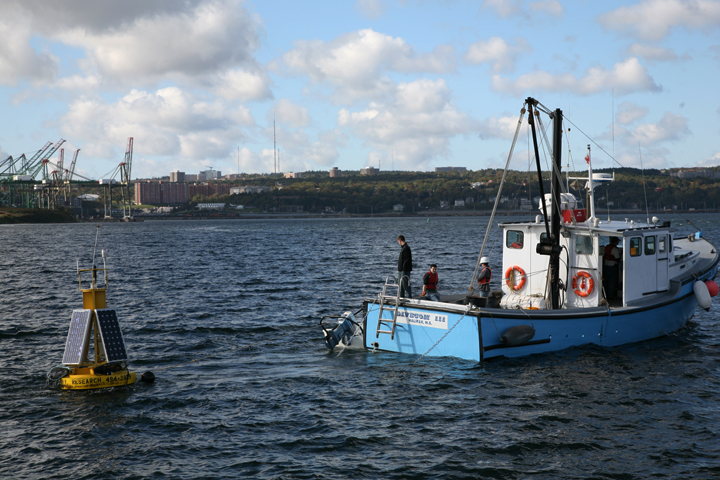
[
  {"xmin": 397, "ymin": 235, "xmax": 413, "ymax": 297},
  {"xmin": 421, "ymin": 264, "xmax": 440, "ymax": 301},
  {"xmin": 477, "ymin": 257, "xmax": 492, "ymax": 298},
  {"xmin": 603, "ymin": 237, "xmax": 621, "ymax": 299}
]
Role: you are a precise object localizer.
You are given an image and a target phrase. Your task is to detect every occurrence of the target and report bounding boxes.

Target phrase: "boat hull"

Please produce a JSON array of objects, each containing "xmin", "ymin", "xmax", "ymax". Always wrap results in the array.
[{"xmin": 364, "ymin": 268, "xmax": 716, "ymax": 361}]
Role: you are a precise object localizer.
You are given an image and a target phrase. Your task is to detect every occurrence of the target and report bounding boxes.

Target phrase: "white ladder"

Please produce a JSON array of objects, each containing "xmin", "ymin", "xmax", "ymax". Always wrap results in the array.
[{"xmin": 376, "ymin": 275, "xmax": 403, "ymax": 339}]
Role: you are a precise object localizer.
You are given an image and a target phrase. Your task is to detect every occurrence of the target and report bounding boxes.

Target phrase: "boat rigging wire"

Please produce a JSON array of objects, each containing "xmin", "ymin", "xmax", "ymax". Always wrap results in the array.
[
  {"xmin": 469, "ymin": 104, "xmax": 527, "ymax": 292},
  {"xmin": 563, "ymin": 116, "xmax": 625, "ymax": 169},
  {"xmin": 414, "ymin": 306, "xmax": 472, "ymax": 363}
]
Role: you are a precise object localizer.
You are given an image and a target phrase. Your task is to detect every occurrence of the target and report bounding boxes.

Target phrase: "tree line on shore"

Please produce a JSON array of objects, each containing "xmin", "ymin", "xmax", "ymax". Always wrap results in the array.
[{"xmin": 181, "ymin": 168, "xmax": 720, "ymax": 214}]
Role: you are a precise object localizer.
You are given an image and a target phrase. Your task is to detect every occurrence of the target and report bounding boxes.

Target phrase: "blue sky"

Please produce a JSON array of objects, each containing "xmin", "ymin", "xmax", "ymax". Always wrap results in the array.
[{"xmin": 0, "ymin": 0, "xmax": 718, "ymax": 180}]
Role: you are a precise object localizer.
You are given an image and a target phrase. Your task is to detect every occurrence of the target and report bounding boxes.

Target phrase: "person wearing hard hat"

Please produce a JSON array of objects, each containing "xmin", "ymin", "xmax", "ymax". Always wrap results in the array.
[{"xmin": 477, "ymin": 257, "xmax": 492, "ymax": 298}]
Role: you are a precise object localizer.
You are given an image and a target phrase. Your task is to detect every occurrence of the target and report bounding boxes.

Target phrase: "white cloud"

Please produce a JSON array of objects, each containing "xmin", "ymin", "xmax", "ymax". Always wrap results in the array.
[
  {"xmin": 465, "ymin": 37, "xmax": 531, "ymax": 73},
  {"xmin": 481, "ymin": 0, "xmax": 524, "ymax": 18},
  {"xmin": 615, "ymin": 147, "xmax": 670, "ymax": 168},
  {"xmin": 230, "ymin": 146, "xmax": 285, "ymax": 175},
  {"xmin": 695, "ymin": 151, "xmax": 720, "ymax": 167},
  {"xmin": 598, "ymin": 0, "xmax": 720, "ymax": 41},
  {"xmin": 264, "ymin": 122, "xmax": 342, "ymax": 169},
  {"xmin": 60, "ymin": 87, "xmax": 255, "ymax": 174},
  {"xmin": 630, "ymin": 112, "xmax": 690, "ymax": 146},
  {"xmin": 626, "ymin": 43, "xmax": 686, "ymax": 63},
  {"xmin": 337, "ymin": 79, "xmax": 471, "ymax": 168},
  {"xmin": 0, "ymin": 14, "xmax": 58, "ymax": 86},
  {"xmin": 61, "ymin": 1, "xmax": 260, "ymax": 82},
  {"xmin": 1, "ymin": 0, "xmax": 273, "ymax": 99},
  {"xmin": 616, "ymin": 102, "xmax": 649, "ymax": 125},
  {"xmin": 478, "ymin": 115, "xmax": 526, "ymax": 139},
  {"xmin": 529, "ymin": 0, "xmax": 564, "ymax": 17},
  {"xmin": 277, "ymin": 29, "xmax": 456, "ymax": 103},
  {"xmin": 482, "ymin": 0, "xmax": 563, "ymax": 18},
  {"xmin": 492, "ymin": 58, "xmax": 661, "ymax": 95},
  {"xmin": 355, "ymin": 0, "xmax": 387, "ymax": 19},
  {"xmin": 54, "ymin": 75, "xmax": 101, "ymax": 91},
  {"xmin": 273, "ymin": 99, "xmax": 311, "ymax": 128},
  {"xmin": 213, "ymin": 69, "xmax": 273, "ymax": 101}
]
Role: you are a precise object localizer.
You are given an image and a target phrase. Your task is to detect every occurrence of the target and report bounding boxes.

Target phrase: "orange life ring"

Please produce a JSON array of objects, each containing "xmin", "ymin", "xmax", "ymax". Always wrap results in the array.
[
  {"xmin": 504, "ymin": 266, "xmax": 526, "ymax": 291},
  {"xmin": 572, "ymin": 271, "xmax": 594, "ymax": 297}
]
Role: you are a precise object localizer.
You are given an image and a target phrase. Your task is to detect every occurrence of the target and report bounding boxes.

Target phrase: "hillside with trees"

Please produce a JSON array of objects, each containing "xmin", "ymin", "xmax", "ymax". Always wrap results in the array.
[{"xmin": 182, "ymin": 167, "xmax": 720, "ymax": 214}]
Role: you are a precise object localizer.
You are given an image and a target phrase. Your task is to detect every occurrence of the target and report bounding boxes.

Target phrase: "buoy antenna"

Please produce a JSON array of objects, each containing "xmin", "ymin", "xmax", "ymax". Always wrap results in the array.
[{"xmin": 92, "ymin": 224, "xmax": 101, "ymax": 267}]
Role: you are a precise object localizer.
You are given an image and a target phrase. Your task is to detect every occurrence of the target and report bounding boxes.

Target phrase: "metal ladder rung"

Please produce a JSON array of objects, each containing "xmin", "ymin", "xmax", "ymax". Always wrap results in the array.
[{"xmin": 376, "ymin": 274, "xmax": 404, "ymax": 339}]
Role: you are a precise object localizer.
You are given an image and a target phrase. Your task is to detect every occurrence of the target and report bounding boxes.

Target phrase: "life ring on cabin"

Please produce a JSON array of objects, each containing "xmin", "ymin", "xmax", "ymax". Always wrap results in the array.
[
  {"xmin": 504, "ymin": 266, "xmax": 527, "ymax": 291},
  {"xmin": 572, "ymin": 271, "xmax": 594, "ymax": 297}
]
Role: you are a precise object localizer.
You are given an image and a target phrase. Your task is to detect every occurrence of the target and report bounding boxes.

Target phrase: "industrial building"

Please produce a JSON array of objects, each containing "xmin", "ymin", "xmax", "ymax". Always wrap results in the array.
[{"xmin": 135, "ymin": 181, "xmax": 188, "ymax": 204}]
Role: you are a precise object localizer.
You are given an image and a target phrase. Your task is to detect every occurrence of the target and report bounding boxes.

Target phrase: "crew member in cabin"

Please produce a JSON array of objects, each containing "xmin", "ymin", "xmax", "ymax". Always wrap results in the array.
[
  {"xmin": 603, "ymin": 237, "xmax": 621, "ymax": 299},
  {"xmin": 477, "ymin": 257, "xmax": 492, "ymax": 298},
  {"xmin": 397, "ymin": 235, "xmax": 413, "ymax": 297},
  {"xmin": 421, "ymin": 264, "xmax": 440, "ymax": 301}
]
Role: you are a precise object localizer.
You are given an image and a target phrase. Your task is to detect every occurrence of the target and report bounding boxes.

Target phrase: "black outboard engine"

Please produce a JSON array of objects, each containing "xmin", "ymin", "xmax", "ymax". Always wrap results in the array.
[{"xmin": 321, "ymin": 312, "xmax": 358, "ymax": 349}]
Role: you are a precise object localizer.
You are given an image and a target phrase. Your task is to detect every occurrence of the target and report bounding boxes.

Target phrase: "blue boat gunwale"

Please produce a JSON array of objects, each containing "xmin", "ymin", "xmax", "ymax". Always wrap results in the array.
[{"xmin": 358, "ymin": 247, "xmax": 717, "ymax": 361}]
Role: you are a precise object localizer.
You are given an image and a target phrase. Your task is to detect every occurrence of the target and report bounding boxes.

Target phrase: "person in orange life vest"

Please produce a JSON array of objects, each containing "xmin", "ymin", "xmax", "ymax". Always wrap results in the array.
[
  {"xmin": 477, "ymin": 257, "xmax": 492, "ymax": 298},
  {"xmin": 397, "ymin": 235, "xmax": 413, "ymax": 297},
  {"xmin": 421, "ymin": 264, "xmax": 440, "ymax": 301},
  {"xmin": 603, "ymin": 236, "xmax": 621, "ymax": 299}
]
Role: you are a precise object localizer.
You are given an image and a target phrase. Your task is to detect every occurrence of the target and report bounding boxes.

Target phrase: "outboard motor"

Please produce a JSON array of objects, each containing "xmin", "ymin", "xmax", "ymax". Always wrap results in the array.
[{"xmin": 321, "ymin": 311, "xmax": 358, "ymax": 349}]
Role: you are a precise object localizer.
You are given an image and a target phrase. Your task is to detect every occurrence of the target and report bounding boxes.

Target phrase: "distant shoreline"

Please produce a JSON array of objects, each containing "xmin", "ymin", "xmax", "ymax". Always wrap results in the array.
[
  {"xmin": 134, "ymin": 209, "xmax": 719, "ymax": 221},
  {"xmin": 1, "ymin": 207, "xmax": 716, "ymax": 225}
]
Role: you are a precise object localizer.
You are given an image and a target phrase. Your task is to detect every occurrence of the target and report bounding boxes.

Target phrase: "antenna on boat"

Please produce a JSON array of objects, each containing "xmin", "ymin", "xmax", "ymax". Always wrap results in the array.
[
  {"xmin": 638, "ymin": 141, "xmax": 651, "ymax": 226},
  {"xmin": 607, "ymin": 187, "xmax": 610, "ymax": 222},
  {"xmin": 612, "ymin": 89, "xmax": 615, "ymax": 168},
  {"xmin": 586, "ymin": 145, "xmax": 595, "ymax": 220}
]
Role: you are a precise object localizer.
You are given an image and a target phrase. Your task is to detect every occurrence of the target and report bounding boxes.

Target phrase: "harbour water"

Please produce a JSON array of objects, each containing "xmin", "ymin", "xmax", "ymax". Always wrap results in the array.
[{"xmin": 1, "ymin": 214, "xmax": 720, "ymax": 479}]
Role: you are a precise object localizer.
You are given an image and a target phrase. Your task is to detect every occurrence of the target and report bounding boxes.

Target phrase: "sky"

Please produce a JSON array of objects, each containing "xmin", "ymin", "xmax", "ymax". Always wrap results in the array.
[{"xmin": 0, "ymin": 0, "xmax": 719, "ymax": 180}]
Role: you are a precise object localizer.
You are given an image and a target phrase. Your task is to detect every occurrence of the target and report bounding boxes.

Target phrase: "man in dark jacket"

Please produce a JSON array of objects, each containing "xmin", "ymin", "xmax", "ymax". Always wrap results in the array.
[{"xmin": 397, "ymin": 235, "xmax": 412, "ymax": 297}]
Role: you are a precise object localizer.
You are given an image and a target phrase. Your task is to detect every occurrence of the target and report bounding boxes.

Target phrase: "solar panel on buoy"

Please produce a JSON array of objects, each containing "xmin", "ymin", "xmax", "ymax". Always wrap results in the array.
[
  {"xmin": 95, "ymin": 309, "xmax": 129, "ymax": 362},
  {"xmin": 62, "ymin": 310, "xmax": 92, "ymax": 365}
]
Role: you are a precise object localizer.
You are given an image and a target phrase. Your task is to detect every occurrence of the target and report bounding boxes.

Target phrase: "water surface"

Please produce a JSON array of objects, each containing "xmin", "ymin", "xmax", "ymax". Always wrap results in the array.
[{"xmin": 1, "ymin": 214, "xmax": 719, "ymax": 479}]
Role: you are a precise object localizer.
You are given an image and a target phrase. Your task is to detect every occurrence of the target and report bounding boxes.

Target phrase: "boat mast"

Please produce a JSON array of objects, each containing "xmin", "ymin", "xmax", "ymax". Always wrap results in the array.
[
  {"xmin": 550, "ymin": 107, "xmax": 563, "ymax": 309},
  {"xmin": 527, "ymin": 97, "xmax": 563, "ymax": 310},
  {"xmin": 527, "ymin": 98, "xmax": 550, "ymax": 238}
]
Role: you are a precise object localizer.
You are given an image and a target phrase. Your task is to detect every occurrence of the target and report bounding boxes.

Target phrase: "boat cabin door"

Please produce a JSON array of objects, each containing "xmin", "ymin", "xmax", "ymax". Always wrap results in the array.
[{"xmin": 656, "ymin": 234, "xmax": 669, "ymax": 292}]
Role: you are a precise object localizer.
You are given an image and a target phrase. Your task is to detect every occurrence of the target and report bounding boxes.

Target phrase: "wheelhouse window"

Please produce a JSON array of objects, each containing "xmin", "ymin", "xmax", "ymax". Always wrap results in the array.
[
  {"xmin": 575, "ymin": 235, "xmax": 593, "ymax": 254},
  {"xmin": 658, "ymin": 236, "xmax": 666, "ymax": 253},
  {"xmin": 630, "ymin": 237, "xmax": 641, "ymax": 257},
  {"xmin": 645, "ymin": 236, "xmax": 656, "ymax": 255},
  {"xmin": 506, "ymin": 230, "xmax": 524, "ymax": 249}
]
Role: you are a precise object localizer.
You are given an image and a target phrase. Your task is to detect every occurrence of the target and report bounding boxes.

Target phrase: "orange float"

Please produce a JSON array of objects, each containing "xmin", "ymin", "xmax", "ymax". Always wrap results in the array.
[
  {"xmin": 572, "ymin": 271, "xmax": 594, "ymax": 297},
  {"xmin": 504, "ymin": 266, "xmax": 527, "ymax": 291}
]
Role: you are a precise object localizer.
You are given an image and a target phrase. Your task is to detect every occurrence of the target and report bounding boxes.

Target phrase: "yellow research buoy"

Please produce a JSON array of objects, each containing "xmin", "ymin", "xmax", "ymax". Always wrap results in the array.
[{"xmin": 49, "ymin": 230, "xmax": 140, "ymax": 390}]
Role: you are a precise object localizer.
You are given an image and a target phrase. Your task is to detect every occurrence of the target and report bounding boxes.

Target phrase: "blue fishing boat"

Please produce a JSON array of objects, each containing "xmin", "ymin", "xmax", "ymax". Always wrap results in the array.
[{"xmin": 322, "ymin": 98, "xmax": 719, "ymax": 361}]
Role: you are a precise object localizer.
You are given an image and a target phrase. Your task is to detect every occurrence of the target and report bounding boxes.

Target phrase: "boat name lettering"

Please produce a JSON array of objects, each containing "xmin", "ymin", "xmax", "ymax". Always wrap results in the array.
[{"xmin": 395, "ymin": 310, "xmax": 448, "ymax": 330}]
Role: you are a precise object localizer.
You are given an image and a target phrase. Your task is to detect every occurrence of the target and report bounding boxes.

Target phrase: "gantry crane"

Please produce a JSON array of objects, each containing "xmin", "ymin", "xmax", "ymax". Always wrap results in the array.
[{"xmin": 119, "ymin": 137, "xmax": 133, "ymax": 219}]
